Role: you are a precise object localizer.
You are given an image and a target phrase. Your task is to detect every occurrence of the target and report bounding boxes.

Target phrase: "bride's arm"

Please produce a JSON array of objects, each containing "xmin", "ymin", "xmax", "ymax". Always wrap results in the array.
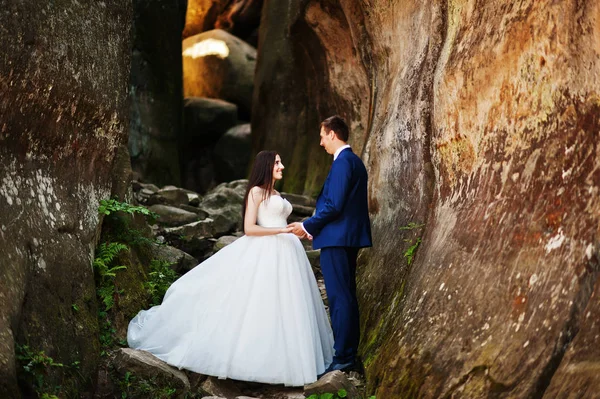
[{"xmin": 244, "ymin": 187, "xmax": 292, "ymax": 236}]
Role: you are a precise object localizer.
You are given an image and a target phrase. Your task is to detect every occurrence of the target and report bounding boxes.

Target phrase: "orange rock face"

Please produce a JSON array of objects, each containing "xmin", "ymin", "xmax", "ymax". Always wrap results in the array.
[
  {"xmin": 254, "ymin": 1, "xmax": 600, "ymax": 397},
  {"xmin": 183, "ymin": 0, "xmax": 263, "ymax": 44}
]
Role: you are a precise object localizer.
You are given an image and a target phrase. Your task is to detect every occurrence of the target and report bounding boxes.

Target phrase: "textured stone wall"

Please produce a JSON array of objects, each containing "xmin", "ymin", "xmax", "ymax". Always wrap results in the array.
[
  {"xmin": 129, "ymin": 0, "xmax": 186, "ymax": 187},
  {"xmin": 254, "ymin": 0, "xmax": 600, "ymax": 397},
  {"xmin": 0, "ymin": 0, "xmax": 132, "ymax": 395}
]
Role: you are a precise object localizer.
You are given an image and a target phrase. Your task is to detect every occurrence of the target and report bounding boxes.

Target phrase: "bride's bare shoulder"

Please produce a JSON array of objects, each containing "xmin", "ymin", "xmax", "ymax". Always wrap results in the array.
[{"xmin": 249, "ymin": 186, "xmax": 267, "ymax": 201}]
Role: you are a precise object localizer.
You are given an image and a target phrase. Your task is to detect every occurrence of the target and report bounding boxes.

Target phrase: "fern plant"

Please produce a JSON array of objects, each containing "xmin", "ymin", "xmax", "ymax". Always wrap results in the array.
[
  {"xmin": 144, "ymin": 260, "xmax": 178, "ymax": 306},
  {"xmin": 94, "ymin": 242, "xmax": 128, "ymax": 279}
]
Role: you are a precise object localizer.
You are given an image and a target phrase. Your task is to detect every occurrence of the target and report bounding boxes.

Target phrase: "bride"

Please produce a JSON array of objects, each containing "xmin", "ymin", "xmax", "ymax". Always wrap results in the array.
[{"xmin": 127, "ymin": 151, "xmax": 334, "ymax": 386}]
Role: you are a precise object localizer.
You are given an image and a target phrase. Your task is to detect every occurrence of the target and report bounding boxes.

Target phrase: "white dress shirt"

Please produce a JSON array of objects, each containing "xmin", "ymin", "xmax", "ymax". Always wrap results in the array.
[{"xmin": 333, "ymin": 144, "xmax": 351, "ymax": 161}]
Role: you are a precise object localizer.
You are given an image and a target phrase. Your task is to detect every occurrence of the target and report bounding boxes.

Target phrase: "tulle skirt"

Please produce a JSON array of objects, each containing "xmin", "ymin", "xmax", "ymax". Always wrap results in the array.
[{"xmin": 127, "ymin": 233, "xmax": 334, "ymax": 386}]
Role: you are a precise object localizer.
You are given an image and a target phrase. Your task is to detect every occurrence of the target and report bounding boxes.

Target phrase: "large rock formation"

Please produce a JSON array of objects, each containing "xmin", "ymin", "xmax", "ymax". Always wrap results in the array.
[
  {"xmin": 128, "ymin": 0, "xmax": 187, "ymax": 187},
  {"xmin": 0, "ymin": 0, "xmax": 132, "ymax": 396},
  {"xmin": 254, "ymin": 0, "xmax": 600, "ymax": 397}
]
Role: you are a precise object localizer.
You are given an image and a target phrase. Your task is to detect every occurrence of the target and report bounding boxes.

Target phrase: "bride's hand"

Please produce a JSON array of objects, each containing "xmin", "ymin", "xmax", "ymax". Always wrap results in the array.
[{"xmin": 279, "ymin": 227, "xmax": 293, "ymax": 234}]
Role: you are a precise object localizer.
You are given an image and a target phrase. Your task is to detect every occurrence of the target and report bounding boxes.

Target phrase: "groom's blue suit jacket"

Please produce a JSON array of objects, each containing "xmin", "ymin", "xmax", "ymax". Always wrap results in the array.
[{"xmin": 303, "ymin": 148, "xmax": 372, "ymax": 250}]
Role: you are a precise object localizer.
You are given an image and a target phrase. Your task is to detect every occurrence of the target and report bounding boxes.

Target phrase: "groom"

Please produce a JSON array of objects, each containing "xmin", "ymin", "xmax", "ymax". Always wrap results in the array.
[{"xmin": 288, "ymin": 115, "xmax": 372, "ymax": 374}]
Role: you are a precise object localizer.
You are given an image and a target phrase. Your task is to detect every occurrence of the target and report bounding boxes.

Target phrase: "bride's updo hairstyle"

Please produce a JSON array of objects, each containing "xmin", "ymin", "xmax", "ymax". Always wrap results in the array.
[{"xmin": 242, "ymin": 150, "xmax": 278, "ymax": 220}]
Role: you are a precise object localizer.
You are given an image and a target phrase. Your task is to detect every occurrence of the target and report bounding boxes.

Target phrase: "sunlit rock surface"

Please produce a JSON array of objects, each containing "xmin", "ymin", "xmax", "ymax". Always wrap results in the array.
[
  {"xmin": 0, "ymin": 0, "xmax": 132, "ymax": 396},
  {"xmin": 183, "ymin": 29, "xmax": 256, "ymax": 118},
  {"xmin": 254, "ymin": 1, "xmax": 600, "ymax": 397}
]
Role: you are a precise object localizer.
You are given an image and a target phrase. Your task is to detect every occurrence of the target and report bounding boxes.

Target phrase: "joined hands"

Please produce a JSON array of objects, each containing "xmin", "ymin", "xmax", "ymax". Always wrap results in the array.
[{"xmin": 287, "ymin": 222, "xmax": 313, "ymax": 240}]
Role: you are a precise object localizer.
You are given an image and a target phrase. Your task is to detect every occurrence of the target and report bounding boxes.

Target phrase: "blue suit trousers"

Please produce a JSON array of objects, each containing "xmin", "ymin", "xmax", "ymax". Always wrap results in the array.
[{"xmin": 320, "ymin": 246, "xmax": 360, "ymax": 364}]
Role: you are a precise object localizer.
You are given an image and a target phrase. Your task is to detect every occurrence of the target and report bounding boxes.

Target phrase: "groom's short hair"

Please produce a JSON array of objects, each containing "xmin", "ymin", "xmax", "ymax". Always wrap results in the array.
[{"xmin": 321, "ymin": 115, "xmax": 349, "ymax": 142}]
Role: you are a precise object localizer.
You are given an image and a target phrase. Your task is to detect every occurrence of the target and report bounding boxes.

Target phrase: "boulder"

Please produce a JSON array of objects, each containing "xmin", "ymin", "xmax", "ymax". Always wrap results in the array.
[
  {"xmin": 149, "ymin": 244, "xmax": 199, "ymax": 274},
  {"xmin": 183, "ymin": 97, "xmax": 239, "ymax": 141},
  {"xmin": 148, "ymin": 187, "xmax": 201, "ymax": 207},
  {"xmin": 214, "ymin": 235, "xmax": 239, "ymax": 251},
  {"xmin": 148, "ymin": 204, "xmax": 201, "ymax": 227},
  {"xmin": 197, "ymin": 180, "xmax": 247, "ymax": 231},
  {"xmin": 200, "ymin": 376, "xmax": 243, "ymax": 399},
  {"xmin": 128, "ymin": 0, "xmax": 187, "ymax": 186},
  {"xmin": 163, "ymin": 221, "xmax": 219, "ymax": 260},
  {"xmin": 213, "ymin": 124, "xmax": 252, "ymax": 183},
  {"xmin": 132, "ymin": 181, "xmax": 160, "ymax": 193},
  {"xmin": 135, "ymin": 188, "xmax": 157, "ymax": 204},
  {"xmin": 304, "ymin": 370, "xmax": 360, "ymax": 399},
  {"xmin": 114, "ymin": 348, "xmax": 190, "ymax": 396},
  {"xmin": 178, "ymin": 204, "xmax": 210, "ymax": 218},
  {"xmin": 164, "ymin": 219, "xmax": 217, "ymax": 238},
  {"xmin": 201, "ymin": 182, "xmax": 246, "ymax": 207},
  {"xmin": 156, "ymin": 187, "xmax": 191, "ymax": 205},
  {"xmin": 186, "ymin": 191, "xmax": 202, "ymax": 206},
  {"xmin": 280, "ymin": 192, "xmax": 317, "ymax": 208},
  {"xmin": 183, "ymin": 29, "xmax": 256, "ymax": 118}
]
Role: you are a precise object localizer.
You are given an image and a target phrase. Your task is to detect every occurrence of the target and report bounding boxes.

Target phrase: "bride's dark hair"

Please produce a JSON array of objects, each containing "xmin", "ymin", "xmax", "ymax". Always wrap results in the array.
[{"xmin": 242, "ymin": 150, "xmax": 278, "ymax": 220}]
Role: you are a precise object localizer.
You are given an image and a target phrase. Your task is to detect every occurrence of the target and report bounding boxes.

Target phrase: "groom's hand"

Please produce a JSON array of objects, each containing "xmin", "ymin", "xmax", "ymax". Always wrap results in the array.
[{"xmin": 287, "ymin": 222, "xmax": 312, "ymax": 239}]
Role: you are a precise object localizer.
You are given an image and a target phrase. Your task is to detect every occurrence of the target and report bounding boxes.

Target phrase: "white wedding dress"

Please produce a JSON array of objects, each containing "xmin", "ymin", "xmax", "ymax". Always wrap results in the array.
[{"xmin": 127, "ymin": 195, "xmax": 334, "ymax": 386}]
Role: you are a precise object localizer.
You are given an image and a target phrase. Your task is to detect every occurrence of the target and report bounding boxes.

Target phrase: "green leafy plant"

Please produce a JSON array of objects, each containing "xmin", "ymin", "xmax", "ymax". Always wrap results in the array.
[
  {"xmin": 98, "ymin": 199, "xmax": 158, "ymax": 219},
  {"xmin": 98, "ymin": 199, "xmax": 159, "ymax": 248},
  {"xmin": 119, "ymin": 371, "xmax": 178, "ymax": 399},
  {"xmin": 404, "ymin": 237, "xmax": 421, "ymax": 265},
  {"xmin": 16, "ymin": 344, "xmax": 80, "ymax": 396},
  {"xmin": 120, "ymin": 371, "xmax": 133, "ymax": 398},
  {"xmin": 399, "ymin": 222, "xmax": 425, "ymax": 231},
  {"xmin": 144, "ymin": 259, "xmax": 178, "ymax": 306},
  {"xmin": 94, "ymin": 242, "xmax": 128, "ymax": 279},
  {"xmin": 306, "ymin": 389, "xmax": 351, "ymax": 399},
  {"xmin": 94, "ymin": 242, "xmax": 128, "ymax": 312},
  {"xmin": 98, "ymin": 311, "xmax": 117, "ymax": 351}
]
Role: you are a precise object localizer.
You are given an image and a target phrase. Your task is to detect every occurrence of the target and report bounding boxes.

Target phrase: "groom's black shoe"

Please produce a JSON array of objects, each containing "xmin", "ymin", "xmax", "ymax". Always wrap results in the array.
[{"xmin": 317, "ymin": 360, "xmax": 357, "ymax": 379}]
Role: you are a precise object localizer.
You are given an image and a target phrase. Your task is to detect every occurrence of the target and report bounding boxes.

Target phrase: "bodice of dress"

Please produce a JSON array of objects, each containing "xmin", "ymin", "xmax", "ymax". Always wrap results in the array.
[{"xmin": 257, "ymin": 195, "xmax": 293, "ymax": 228}]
